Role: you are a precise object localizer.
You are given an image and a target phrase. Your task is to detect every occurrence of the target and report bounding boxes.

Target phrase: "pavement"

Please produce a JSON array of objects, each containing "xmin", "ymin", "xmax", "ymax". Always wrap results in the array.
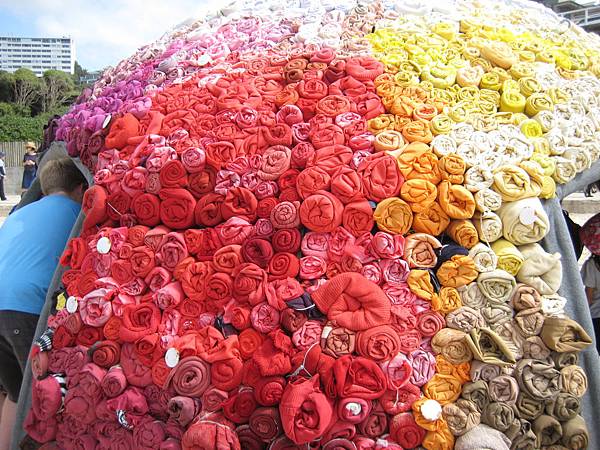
[{"xmin": 0, "ymin": 195, "xmax": 21, "ymax": 226}]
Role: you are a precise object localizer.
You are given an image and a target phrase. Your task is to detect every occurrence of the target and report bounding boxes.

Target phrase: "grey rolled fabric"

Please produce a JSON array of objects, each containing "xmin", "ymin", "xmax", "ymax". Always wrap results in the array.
[
  {"xmin": 516, "ymin": 243, "xmax": 562, "ymax": 295},
  {"xmin": 514, "ymin": 358, "xmax": 560, "ymax": 401},
  {"xmin": 533, "ymin": 414, "xmax": 562, "ymax": 446},
  {"xmin": 482, "ymin": 401, "xmax": 515, "ymax": 432},
  {"xmin": 488, "ymin": 375, "xmax": 519, "ymax": 404},
  {"xmin": 442, "ymin": 399, "xmax": 481, "ymax": 436},
  {"xmin": 521, "ymin": 336, "xmax": 551, "ymax": 360},
  {"xmin": 560, "ymin": 415, "xmax": 589, "ymax": 450},
  {"xmin": 545, "ymin": 392, "xmax": 581, "ymax": 422},
  {"xmin": 459, "ymin": 282, "xmax": 488, "ymax": 309},
  {"xmin": 454, "ymin": 424, "xmax": 511, "ymax": 450},
  {"xmin": 461, "ymin": 380, "xmax": 490, "ymax": 413},
  {"xmin": 508, "ymin": 419, "xmax": 538, "ymax": 449},
  {"xmin": 470, "ymin": 361, "xmax": 501, "ymax": 383},
  {"xmin": 515, "ymin": 391, "xmax": 545, "ymax": 421},
  {"xmin": 446, "ymin": 306, "xmax": 486, "ymax": 333}
]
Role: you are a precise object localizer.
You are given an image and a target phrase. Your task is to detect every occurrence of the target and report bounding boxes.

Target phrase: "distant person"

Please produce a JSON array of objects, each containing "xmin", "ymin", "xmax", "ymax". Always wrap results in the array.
[
  {"xmin": 21, "ymin": 142, "xmax": 38, "ymax": 192},
  {"xmin": 0, "ymin": 151, "xmax": 6, "ymax": 201},
  {"xmin": 0, "ymin": 158, "xmax": 86, "ymax": 448},
  {"xmin": 580, "ymin": 212, "xmax": 600, "ymax": 356}
]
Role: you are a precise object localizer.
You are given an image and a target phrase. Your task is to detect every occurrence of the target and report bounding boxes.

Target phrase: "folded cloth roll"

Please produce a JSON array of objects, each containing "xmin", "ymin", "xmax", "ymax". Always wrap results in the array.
[
  {"xmin": 468, "ymin": 243, "xmax": 498, "ymax": 273},
  {"xmin": 481, "ymin": 402, "xmax": 515, "ymax": 432},
  {"xmin": 248, "ymin": 407, "xmax": 282, "ymax": 442},
  {"xmin": 432, "ymin": 328, "xmax": 473, "ymax": 365},
  {"xmin": 407, "ymin": 269, "xmax": 437, "ymax": 302},
  {"xmin": 560, "ymin": 365, "xmax": 588, "ymax": 398},
  {"xmin": 532, "ymin": 414, "xmax": 563, "ymax": 447},
  {"xmin": 491, "ymin": 239, "xmax": 524, "ymax": 276},
  {"xmin": 439, "ymin": 154, "xmax": 466, "ymax": 184},
  {"xmin": 514, "ymin": 391, "xmax": 545, "ymax": 421},
  {"xmin": 443, "ymin": 399, "xmax": 481, "ymax": 436},
  {"xmin": 158, "ymin": 188, "xmax": 196, "ymax": 230},
  {"xmin": 488, "ymin": 375, "xmax": 519, "ymax": 404},
  {"xmin": 465, "ymin": 167, "xmax": 494, "ymax": 193},
  {"xmin": 168, "ymin": 396, "xmax": 201, "ymax": 427},
  {"xmin": 433, "ymin": 287, "xmax": 463, "ymax": 315},
  {"xmin": 511, "ymin": 283, "xmax": 542, "ymax": 311},
  {"xmin": 472, "ymin": 211, "xmax": 502, "ymax": 243},
  {"xmin": 546, "ymin": 392, "xmax": 581, "ymax": 421},
  {"xmin": 337, "ymin": 398, "xmax": 372, "ymax": 424},
  {"xmin": 380, "ymin": 352, "xmax": 413, "ymax": 390},
  {"xmin": 515, "ymin": 358, "xmax": 560, "ymax": 401},
  {"xmin": 459, "ymin": 283, "xmax": 487, "ymax": 309},
  {"xmin": 299, "ymin": 190, "xmax": 343, "ymax": 233},
  {"xmin": 412, "ymin": 201, "xmax": 451, "ymax": 236},
  {"xmin": 437, "ymin": 255, "xmax": 478, "ymax": 288},
  {"xmin": 516, "ymin": 243, "xmax": 562, "ymax": 295},
  {"xmin": 446, "ymin": 220, "xmax": 479, "ymax": 249},
  {"xmin": 355, "ymin": 325, "xmax": 400, "ymax": 363},
  {"xmin": 460, "ymin": 380, "xmax": 490, "ymax": 413},
  {"xmin": 389, "ymin": 412, "xmax": 426, "ymax": 449},
  {"xmin": 492, "ymin": 165, "xmax": 540, "ymax": 202},
  {"xmin": 454, "ymin": 424, "xmax": 511, "ymax": 450},
  {"xmin": 373, "ymin": 197, "xmax": 413, "ymax": 235},
  {"xmin": 474, "ymin": 188, "xmax": 502, "ymax": 213},
  {"xmin": 552, "ymin": 351, "xmax": 579, "ymax": 369},
  {"xmin": 540, "ymin": 317, "xmax": 592, "ymax": 352},
  {"xmin": 438, "ymin": 181, "xmax": 476, "ymax": 220},
  {"xmin": 477, "ymin": 269, "xmax": 516, "ymax": 304},
  {"xmin": 466, "ymin": 327, "xmax": 516, "ymax": 367},
  {"xmin": 400, "ymin": 179, "xmax": 438, "ymax": 213},
  {"xmin": 182, "ymin": 420, "xmax": 240, "ymax": 450},
  {"xmin": 423, "ymin": 373, "xmax": 462, "ymax": 405},
  {"xmin": 446, "ymin": 307, "xmax": 486, "ymax": 333},
  {"xmin": 165, "ymin": 356, "xmax": 211, "ymax": 397},
  {"xmin": 321, "ymin": 326, "xmax": 356, "ymax": 357},
  {"xmin": 312, "ymin": 273, "xmax": 391, "ymax": 331},
  {"xmin": 403, "ymin": 233, "xmax": 441, "ymax": 268},
  {"xmin": 560, "ymin": 415, "xmax": 589, "ymax": 450},
  {"xmin": 497, "ymin": 197, "xmax": 549, "ymax": 246},
  {"xmin": 469, "ymin": 361, "xmax": 501, "ymax": 383},
  {"xmin": 323, "ymin": 355, "xmax": 387, "ymax": 400},
  {"xmin": 357, "ymin": 152, "xmax": 403, "ymax": 202},
  {"xmin": 515, "ymin": 307, "xmax": 545, "ymax": 337}
]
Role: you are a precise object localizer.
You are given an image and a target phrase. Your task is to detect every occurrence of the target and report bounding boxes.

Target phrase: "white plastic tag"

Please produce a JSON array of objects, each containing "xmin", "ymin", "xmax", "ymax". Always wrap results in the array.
[
  {"xmin": 519, "ymin": 207, "xmax": 536, "ymax": 226},
  {"xmin": 96, "ymin": 237, "xmax": 112, "ymax": 254},
  {"xmin": 66, "ymin": 296, "xmax": 78, "ymax": 314},
  {"xmin": 165, "ymin": 348, "xmax": 180, "ymax": 368}
]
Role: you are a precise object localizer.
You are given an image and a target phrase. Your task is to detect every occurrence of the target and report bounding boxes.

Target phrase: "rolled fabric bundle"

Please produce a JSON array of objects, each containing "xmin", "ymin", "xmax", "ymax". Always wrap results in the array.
[
  {"xmin": 165, "ymin": 356, "xmax": 211, "ymax": 397},
  {"xmin": 481, "ymin": 402, "xmax": 515, "ymax": 432},
  {"xmin": 168, "ymin": 396, "xmax": 201, "ymax": 427},
  {"xmin": 357, "ymin": 152, "xmax": 403, "ymax": 202},
  {"xmin": 312, "ymin": 273, "xmax": 391, "ymax": 331},
  {"xmin": 389, "ymin": 412, "xmax": 426, "ymax": 449},
  {"xmin": 516, "ymin": 243, "xmax": 562, "ymax": 295},
  {"xmin": 399, "ymin": 179, "xmax": 438, "ymax": 213},
  {"xmin": 406, "ymin": 269, "xmax": 437, "ymax": 302},
  {"xmin": 552, "ymin": 351, "xmax": 579, "ymax": 369},
  {"xmin": 525, "ymin": 92, "xmax": 553, "ymax": 117},
  {"xmin": 468, "ymin": 243, "xmax": 498, "ymax": 273},
  {"xmin": 101, "ymin": 365, "xmax": 127, "ymax": 398},
  {"xmin": 248, "ymin": 407, "xmax": 281, "ymax": 442},
  {"xmin": 235, "ymin": 425, "xmax": 265, "ymax": 450},
  {"xmin": 299, "ymin": 190, "xmax": 344, "ymax": 233},
  {"xmin": 331, "ymin": 167, "xmax": 364, "ymax": 205},
  {"xmin": 474, "ymin": 188, "xmax": 502, "ymax": 213},
  {"xmin": 461, "ymin": 380, "xmax": 490, "ymax": 413},
  {"xmin": 492, "ymin": 165, "xmax": 539, "ymax": 202},
  {"xmin": 469, "ymin": 361, "xmax": 500, "ymax": 383},
  {"xmin": 437, "ymin": 181, "xmax": 476, "ymax": 220},
  {"xmin": 514, "ymin": 358, "xmax": 560, "ymax": 401},
  {"xmin": 546, "ymin": 392, "xmax": 581, "ymax": 421},
  {"xmin": 472, "ymin": 211, "xmax": 502, "ymax": 243},
  {"xmin": 373, "ymin": 129, "xmax": 405, "ymax": 152},
  {"xmin": 454, "ymin": 424, "xmax": 511, "ymax": 450},
  {"xmin": 552, "ymin": 156, "xmax": 577, "ymax": 183},
  {"xmin": 488, "ymin": 375, "xmax": 519, "ymax": 404},
  {"xmin": 514, "ymin": 391, "xmax": 545, "ymax": 421},
  {"xmin": 423, "ymin": 373, "xmax": 462, "ymax": 405},
  {"xmin": 322, "ymin": 325, "xmax": 356, "ymax": 357},
  {"xmin": 412, "ymin": 201, "xmax": 451, "ymax": 236},
  {"xmin": 323, "ymin": 355, "xmax": 387, "ymax": 400},
  {"xmin": 158, "ymin": 188, "xmax": 196, "ymax": 230},
  {"xmin": 533, "ymin": 415, "xmax": 563, "ymax": 447},
  {"xmin": 515, "ymin": 307, "xmax": 545, "ymax": 337},
  {"xmin": 540, "ymin": 317, "xmax": 592, "ymax": 352},
  {"xmin": 442, "ymin": 399, "xmax": 481, "ymax": 436},
  {"xmin": 446, "ymin": 220, "xmax": 478, "ymax": 249},
  {"xmin": 560, "ymin": 365, "xmax": 588, "ymax": 398},
  {"xmin": 181, "ymin": 420, "xmax": 240, "ymax": 450},
  {"xmin": 373, "ymin": 197, "xmax": 413, "ymax": 235},
  {"xmin": 431, "ymin": 328, "xmax": 473, "ymax": 365},
  {"xmin": 393, "ymin": 142, "xmax": 440, "ymax": 184},
  {"xmin": 464, "ymin": 166, "xmax": 493, "ymax": 193},
  {"xmin": 296, "ymin": 166, "xmax": 331, "ymax": 199},
  {"xmin": 560, "ymin": 415, "xmax": 589, "ymax": 449},
  {"xmin": 356, "ymin": 402, "xmax": 388, "ymax": 438},
  {"xmin": 403, "ymin": 233, "xmax": 441, "ymax": 268},
  {"xmin": 343, "ymin": 200, "xmax": 374, "ymax": 238},
  {"xmin": 500, "ymin": 89, "xmax": 526, "ymax": 113},
  {"xmin": 491, "ymin": 239, "xmax": 524, "ymax": 276},
  {"xmin": 437, "ymin": 255, "xmax": 478, "ymax": 288},
  {"xmin": 477, "ymin": 269, "xmax": 516, "ymax": 304},
  {"xmin": 522, "ymin": 335, "xmax": 551, "ymax": 360},
  {"xmin": 446, "ymin": 307, "xmax": 485, "ymax": 333},
  {"xmin": 432, "ymin": 287, "xmax": 463, "ymax": 315},
  {"xmin": 466, "ymin": 327, "xmax": 516, "ymax": 366},
  {"xmin": 355, "ymin": 325, "xmax": 400, "ymax": 363},
  {"xmin": 279, "ymin": 375, "xmax": 332, "ymax": 444},
  {"xmin": 407, "ymin": 349, "xmax": 436, "ymax": 387},
  {"xmin": 416, "ymin": 310, "xmax": 445, "ymax": 337},
  {"xmin": 337, "ymin": 398, "xmax": 372, "ymax": 424},
  {"xmin": 439, "ymin": 154, "xmax": 466, "ymax": 185},
  {"xmin": 459, "ymin": 283, "xmax": 487, "ymax": 309}
]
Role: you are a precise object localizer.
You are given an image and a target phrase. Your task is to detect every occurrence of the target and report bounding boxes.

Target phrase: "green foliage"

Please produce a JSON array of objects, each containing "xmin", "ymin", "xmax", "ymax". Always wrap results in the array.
[
  {"xmin": 0, "ymin": 71, "xmax": 14, "ymax": 103},
  {"xmin": 0, "ymin": 107, "xmax": 68, "ymax": 141}
]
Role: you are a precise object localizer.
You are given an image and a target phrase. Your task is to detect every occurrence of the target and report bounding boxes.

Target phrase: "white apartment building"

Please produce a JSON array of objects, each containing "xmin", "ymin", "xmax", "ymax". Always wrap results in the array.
[{"xmin": 0, "ymin": 36, "xmax": 76, "ymax": 77}]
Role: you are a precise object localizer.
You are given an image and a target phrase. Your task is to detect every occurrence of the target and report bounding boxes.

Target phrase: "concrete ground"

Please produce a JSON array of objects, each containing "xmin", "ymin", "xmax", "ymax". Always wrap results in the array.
[{"xmin": 0, "ymin": 195, "xmax": 21, "ymax": 227}]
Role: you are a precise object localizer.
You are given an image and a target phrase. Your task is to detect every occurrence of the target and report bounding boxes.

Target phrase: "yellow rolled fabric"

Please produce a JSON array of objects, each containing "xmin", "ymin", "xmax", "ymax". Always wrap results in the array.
[
  {"xmin": 525, "ymin": 93, "xmax": 554, "ymax": 117},
  {"xmin": 472, "ymin": 211, "xmax": 503, "ymax": 243},
  {"xmin": 446, "ymin": 219, "xmax": 479, "ymax": 249},
  {"xmin": 480, "ymin": 40, "xmax": 518, "ymax": 69},
  {"xmin": 438, "ymin": 181, "xmax": 476, "ymax": 220},
  {"xmin": 463, "ymin": 46, "xmax": 480, "ymax": 60},
  {"xmin": 368, "ymin": 114, "xmax": 396, "ymax": 134},
  {"xmin": 508, "ymin": 62, "xmax": 535, "ymax": 79},
  {"xmin": 430, "ymin": 114, "xmax": 454, "ymax": 135},
  {"xmin": 518, "ymin": 50, "xmax": 536, "ymax": 62},
  {"xmin": 373, "ymin": 129, "xmax": 406, "ymax": 152},
  {"xmin": 373, "ymin": 197, "xmax": 414, "ymax": 235},
  {"xmin": 540, "ymin": 176, "xmax": 556, "ymax": 199},
  {"xmin": 439, "ymin": 154, "xmax": 466, "ymax": 184},
  {"xmin": 501, "ymin": 79, "xmax": 520, "ymax": 93},
  {"xmin": 518, "ymin": 77, "xmax": 542, "ymax": 97},
  {"xmin": 511, "ymin": 112, "xmax": 529, "ymax": 125},
  {"xmin": 520, "ymin": 119, "xmax": 543, "ymax": 139},
  {"xmin": 500, "ymin": 90, "xmax": 526, "ymax": 114},
  {"xmin": 552, "ymin": 157, "xmax": 577, "ymax": 184},
  {"xmin": 494, "ymin": 112, "xmax": 515, "ymax": 125},
  {"xmin": 536, "ymin": 50, "xmax": 556, "ymax": 64},
  {"xmin": 396, "ymin": 142, "xmax": 442, "ymax": 184},
  {"xmin": 479, "ymin": 89, "xmax": 501, "ymax": 106},
  {"xmin": 408, "ymin": 269, "xmax": 437, "ymax": 301},
  {"xmin": 531, "ymin": 138, "xmax": 551, "ymax": 155},
  {"xmin": 471, "ymin": 57, "xmax": 493, "ymax": 73},
  {"xmin": 496, "ymin": 197, "xmax": 550, "ymax": 246},
  {"xmin": 478, "ymin": 100, "xmax": 498, "ymax": 116},
  {"xmin": 490, "ymin": 67, "xmax": 512, "ymax": 83},
  {"xmin": 448, "ymin": 102, "xmax": 472, "ymax": 122},
  {"xmin": 470, "ymin": 114, "xmax": 498, "ymax": 132},
  {"xmin": 421, "ymin": 63, "xmax": 457, "ymax": 89},
  {"xmin": 457, "ymin": 86, "xmax": 481, "ymax": 103},
  {"xmin": 479, "ymin": 72, "xmax": 502, "ymax": 91},
  {"xmin": 547, "ymin": 87, "xmax": 570, "ymax": 104},
  {"xmin": 519, "ymin": 160, "xmax": 545, "ymax": 192},
  {"xmin": 456, "ymin": 65, "xmax": 484, "ymax": 87},
  {"xmin": 400, "ymin": 179, "xmax": 438, "ymax": 213},
  {"xmin": 491, "ymin": 238, "xmax": 524, "ymax": 276},
  {"xmin": 432, "ymin": 21, "xmax": 457, "ymax": 40},
  {"xmin": 492, "ymin": 165, "xmax": 540, "ymax": 202}
]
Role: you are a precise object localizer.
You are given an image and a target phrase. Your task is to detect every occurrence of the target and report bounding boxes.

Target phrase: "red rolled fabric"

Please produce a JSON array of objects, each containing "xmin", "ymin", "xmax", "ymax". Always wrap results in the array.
[
  {"xmin": 252, "ymin": 330, "xmax": 293, "ymax": 377},
  {"xmin": 279, "ymin": 375, "xmax": 333, "ymax": 444},
  {"xmin": 357, "ymin": 402, "xmax": 388, "ymax": 439},
  {"xmin": 60, "ymin": 237, "xmax": 88, "ymax": 269},
  {"xmin": 270, "ymin": 201, "xmax": 300, "ymax": 229},
  {"xmin": 89, "ymin": 340, "xmax": 121, "ymax": 369},
  {"xmin": 357, "ymin": 153, "xmax": 403, "ymax": 202},
  {"xmin": 241, "ymin": 238, "xmax": 274, "ymax": 268},
  {"xmin": 343, "ymin": 200, "xmax": 374, "ymax": 237},
  {"xmin": 233, "ymin": 263, "xmax": 268, "ymax": 306},
  {"xmin": 416, "ymin": 310, "xmax": 445, "ymax": 337},
  {"xmin": 323, "ymin": 355, "xmax": 387, "ymax": 400},
  {"xmin": 223, "ymin": 388, "xmax": 258, "ymax": 424},
  {"xmin": 105, "ymin": 113, "xmax": 140, "ymax": 149},
  {"xmin": 82, "ymin": 185, "xmax": 109, "ymax": 230},
  {"xmin": 256, "ymin": 197, "xmax": 279, "ymax": 219},
  {"xmin": 272, "ymin": 228, "xmax": 302, "ymax": 253},
  {"xmin": 156, "ymin": 231, "xmax": 188, "ymax": 271},
  {"xmin": 309, "ymin": 144, "xmax": 353, "ymax": 175},
  {"xmin": 355, "ymin": 325, "xmax": 400, "ymax": 363},
  {"xmin": 165, "ymin": 356, "xmax": 211, "ymax": 397},
  {"xmin": 296, "ymin": 166, "xmax": 331, "ymax": 199},
  {"xmin": 182, "ymin": 420, "xmax": 241, "ymax": 450},
  {"xmin": 194, "ymin": 193, "xmax": 224, "ymax": 227},
  {"xmin": 133, "ymin": 418, "xmax": 167, "ymax": 449},
  {"xmin": 309, "ymin": 123, "xmax": 345, "ymax": 149},
  {"xmin": 75, "ymin": 325, "xmax": 104, "ymax": 347},
  {"xmin": 158, "ymin": 188, "xmax": 196, "ymax": 230},
  {"xmin": 212, "ymin": 245, "xmax": 243, "ymax": 275},
  {"xmin": 291, "ymin": 142, "xmax": 315, "ymax": 169},
  {"xmin": 239, "ymin": 328, "xmax": 264, "ymax": 360},
  {"xmin": 316, "ymin": 95, "xmax": 352, "ymax": 117},
  {"xmin": 253, "ymin": 376, "xmax": 286, "ymax": 407},
  {"xmin": 119, "ymin": 302, "xmax": 161, "ymax": 342},
  {"xmin": 236, "ymin": 425, "xmax": 265, "ymax": 450},
  {"xmin": 389, "ymin": 413, "xmax": 425, "ymax": 449},
  {"xmin": 249, "ymin": 407, "xmax": 282, "ymax": 442},
  {"xmin": 222, "ymin": 187, "xmax": 258, "ymax": 222},
  {"xmin": 345, "ymin": 57, "xmax": 384, "ymax": 81},
  {"xmin": 268, "ymin": 253, "xmax": 300, "ymax": 281},
  {"xmin": 259, "ymin": 145, "xmax": 291, "ymax": 180},
  {"xmin": 168, "ymin": 396, "xmax": 201, "ymax": 427},
  {"xmin": 312, "ymin": 272, "xmax": 391, "ymax": 331},
  {"xmin": 337, "ymin": 398, "xmax": 372, "ymax": 424},
  {"xmin": 202, "ymin": 386, "xmax": 229, "ymax": 412},
  {"xmin": 189, "ymin": 167, "xmax": 217, "ymax": 198},
  {"xmin": 299, "ymin": 190, "xmax": 343, "ymax": 233},
  {"xmin": 120, "ymin": 343, "xmax": 153, "ymax": 387},
  {"xmin": 280, "ymin": 308, "xmax": 307, "ymax": 334},
  {"xmin": 331, "ymin": 166, "xmax": 364, "ymax": 204},
  {"xmin": 228, "ymin": 305, "xmax": 252, "ymax": 330}
]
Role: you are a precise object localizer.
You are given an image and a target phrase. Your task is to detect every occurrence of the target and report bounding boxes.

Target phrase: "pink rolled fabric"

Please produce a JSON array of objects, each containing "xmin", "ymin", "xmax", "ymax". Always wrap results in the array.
[
  {"xmin": 299, "ymin": 256, "xmax": 327, "ymax": 280},
  {"xmin": 156, "ymin": 232, "xmax": 189, "ymax": 271},
  {"xmin": 270, "ymin": 201, "xmax": 301, "ymax": 229},
  {"xmin": 181, "ymin": 147, "xmax": 206, "ymax": 173},
  {"xmin": 379, "ymin": 258, "xmax": 410, "ymax": 284},
  {"xmin": 145, "ymin": 266, "xmax": 172, "ymax": 292},
  {"xmin": 380, "ymin": 384, "xmax": 421, "ymax": 416},
  {"xmin": 407, "ymin": 349, "xmax": 436, "ymax": 387},
  {"xmin": 292, "ymin": 320, "xmax": 323, "ymax": 351},
  {"xmin": 251, "ymin": 302, "xmax": 281, "ymax": 333},
  {"xmin": 155, "ymin": 281, "xmax": 185, "ymax": 309},
  {"xmin": 301, "ymin": 232, "xmax": 330, "ymax": 259},
  {"xmin": 79, "ymin": 288, "xmax": 114, "ymax": 327},
  {"xmin": 337, "ymin": 398, "xmax": 372, "ymax": 424},
  {"xmin": 31, "ymin": 375, "xmax": 65, "ymax": 420},
  {"xmin": 370, "ymin": 232, "xmax": 405, "ymax": 259}
]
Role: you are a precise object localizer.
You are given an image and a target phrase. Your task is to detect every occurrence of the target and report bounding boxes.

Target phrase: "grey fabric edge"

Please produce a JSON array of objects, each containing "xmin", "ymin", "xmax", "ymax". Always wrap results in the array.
[{"xmin": 557, "ymin": 159, "xmax": 600, "ymax": 201}]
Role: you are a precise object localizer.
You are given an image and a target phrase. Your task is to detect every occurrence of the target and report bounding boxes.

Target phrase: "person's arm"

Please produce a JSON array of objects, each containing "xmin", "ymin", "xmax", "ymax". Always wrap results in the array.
[{"xmin": 586, "ymin": 286, "xmax": 596, "ymax": 306}]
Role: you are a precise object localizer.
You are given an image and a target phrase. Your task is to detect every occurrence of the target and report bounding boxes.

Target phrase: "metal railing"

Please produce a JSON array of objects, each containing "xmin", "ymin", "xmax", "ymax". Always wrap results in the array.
[{"xmin": 559, "ymin": 5, "xmax": 600, "ymax": 26}]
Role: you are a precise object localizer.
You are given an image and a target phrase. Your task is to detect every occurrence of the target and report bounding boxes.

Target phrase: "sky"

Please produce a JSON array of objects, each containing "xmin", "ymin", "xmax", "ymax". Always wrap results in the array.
[{"xmin": 0, "ymin": 0, "xmax": 220, "ymax": 71}]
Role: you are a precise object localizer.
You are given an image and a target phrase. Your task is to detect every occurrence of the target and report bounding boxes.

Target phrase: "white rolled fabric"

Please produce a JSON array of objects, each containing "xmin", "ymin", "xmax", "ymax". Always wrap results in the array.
[
  {"xmin": 474, "ymin": 188, "xmax": 502, "ymax": 212},
  {"xmin": 473, "ymin": 211, "xmax": 503, "ymax": 243},
  {"xmin": 552, "ymin": 156, "xmax": 577, "ymax": 183},
  {"xmin": 451, "ymin": 123, "xmax": 475, "ymax": 144},
  {"xmin": 533, "ymin": 110, "xmax": 556, "ymax": 133},
  {"xmin": 541, "ymin": 294, "xmax": 567, "ymax": 317},
  {"xmin": 456, "ymin": 141, "xmax": 481, "ymax": 168},
  {"xmin": 496, "ymin": 197, "xmax": 549, "ymax": 245},
  {"xmin": 431, "ymin": 134, "xmax": 457, "ymax": 157},
  {"xmin": 458, "ymin": 282, "xmax": 487, "ymax": 309},
  {"xmin": 469, "ymin": 243, "xmax": 498, "ymax": 273},
  {"xmin": 477, "ymin": 269, "xmax": 517, "ymax": 305},
  {"xmin": 516, "ymin": 243, "xmax": 562, "ymax": 295},
  {"xmin": 563, "ymin": 147, "xmax": 592, "ymax": 173},
  {"xmin": 465, "ymin": 166, "xmax": 494, "ymax": 192}
]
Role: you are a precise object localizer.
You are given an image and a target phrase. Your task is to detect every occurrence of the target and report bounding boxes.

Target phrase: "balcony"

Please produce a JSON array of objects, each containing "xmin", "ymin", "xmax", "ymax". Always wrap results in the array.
[{"xmin": 559, "ymin": 5, "xmax": 600, "ymax": 28}]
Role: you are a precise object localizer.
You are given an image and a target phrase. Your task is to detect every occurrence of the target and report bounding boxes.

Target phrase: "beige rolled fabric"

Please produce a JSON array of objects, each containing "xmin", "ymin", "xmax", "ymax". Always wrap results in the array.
[
  {"xmin": 496, "ymin": 197, "xmax": 549, "ymax": 245},
  {"xmin": 472, "ymin": 211, "xmax": 503, "ymax": 243},
  {"xmin": 516, "ymin": 243, "xmax": 562, "ymax": 295},
  {"xmin": 477, "ymin": 269, "xmax": 517, "ymax": 304}
]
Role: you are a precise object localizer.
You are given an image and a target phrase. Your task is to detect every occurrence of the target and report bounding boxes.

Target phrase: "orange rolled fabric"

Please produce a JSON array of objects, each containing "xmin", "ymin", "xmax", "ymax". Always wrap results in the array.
[
  {"xmin": 407, "ymin": 269, "xmax": 437, "ymax": 302},
  {"xmin": 373, "ymin": 130, "xmax": 405, "ymax": 152},
  {"xmin": 412, "ymin": 202, "xmax": 450, "ymax": 236},
  {"xmin": 400, "ymin": 179, "xmax": 438, "ymax": 213},
  {"xmin": 423, "ymin": 422, "xmax": 455, "ymax": 450},
  {"xmin": 437, "ymin": 181, "xmax": 476, "ymax": 220},
  {"xmin": 299, "ymin": 190, "xmax": 343, "ymax": 233},
  {"xmin": 373, "ymin": 197, "xmax": 413, "ymax": 235},
  {"xmin": 394, "ymin": 142, "xmax": 441, "ymax": 184},
  {"xmin": 402, "ymin": 120, "xmax": 433, "ymax": 143},
  {"xmin": 432, "ymin": 287, "xmax": 463, "ymax": 315},
  {"xmin": 438, "ymin": 154, "xmax": 466, "ymax": 184},
  {"xmin": 423, "ymin": 373, "xmax": 462, "ymax": 405},
  {"xmin": 413, "ymin": 103, "xmax": 438, "ymax": 121},
  {"xmin": 436, "ymin": 255, "xmax": 478, "ymax": 288},
  {"xmin": 445, "ymin": 220, "xmax": 479, "ymax": 249}
]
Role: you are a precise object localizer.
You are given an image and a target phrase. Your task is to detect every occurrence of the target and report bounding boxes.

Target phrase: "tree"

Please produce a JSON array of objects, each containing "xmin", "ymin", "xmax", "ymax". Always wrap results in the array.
[
  {"xmin": 0, "ymin": 71, "xmax": 14, "ymax": 103},
  {"xmin": 73, "ymin": 61, "xmax": 88, "ymax": 83},
  {"xmin": 12, "ymin": 68, "xmax": 42, "ymax": 110},
  {"xmin": 41, "ymin": 70, "xmax": 76, "ymax": 112}
]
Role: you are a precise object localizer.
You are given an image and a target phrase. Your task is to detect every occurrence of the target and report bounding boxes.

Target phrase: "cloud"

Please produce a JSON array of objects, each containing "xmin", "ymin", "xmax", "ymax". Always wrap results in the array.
[{"xmin": 0, "ymin": 0, "xmax": 219, "ymax": 70}]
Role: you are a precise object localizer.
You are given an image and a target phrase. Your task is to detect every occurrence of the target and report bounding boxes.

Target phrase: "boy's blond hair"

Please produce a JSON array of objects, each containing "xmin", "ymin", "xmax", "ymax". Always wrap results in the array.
[{"xmin": 39, "ymin": 158, "xmax": 86, "ymax": 195}]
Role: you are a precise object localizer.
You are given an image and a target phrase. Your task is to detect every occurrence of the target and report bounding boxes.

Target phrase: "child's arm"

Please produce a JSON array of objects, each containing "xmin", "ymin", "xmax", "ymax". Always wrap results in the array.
[{"xmin": 586, "ymin": 287, "xmax": 595, "ymax": 307}]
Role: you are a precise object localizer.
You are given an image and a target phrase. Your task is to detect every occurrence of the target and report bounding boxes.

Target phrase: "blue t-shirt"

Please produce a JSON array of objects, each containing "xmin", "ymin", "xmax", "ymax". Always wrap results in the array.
[{"xmin": 0, "ymin": 195, "xmax": 80, "ymax": 315}]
